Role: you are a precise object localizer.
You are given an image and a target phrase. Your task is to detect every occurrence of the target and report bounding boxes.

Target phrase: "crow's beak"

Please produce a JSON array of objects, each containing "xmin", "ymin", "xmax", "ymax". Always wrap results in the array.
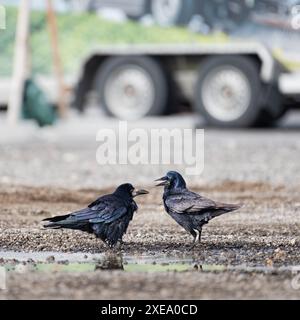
[
  {"xmin": 133, "ymin": 189, "xmax": 149, "ymax": 197},
  {"xmin": 155, "ymin": 176, "xmax": 169, "ymax": 187}
]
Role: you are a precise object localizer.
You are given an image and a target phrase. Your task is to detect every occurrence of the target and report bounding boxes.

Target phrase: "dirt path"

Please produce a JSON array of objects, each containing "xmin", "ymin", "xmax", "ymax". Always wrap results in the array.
[{"xmin": 0, "ymin": 182, "xmax": 299, "ymax": 299}]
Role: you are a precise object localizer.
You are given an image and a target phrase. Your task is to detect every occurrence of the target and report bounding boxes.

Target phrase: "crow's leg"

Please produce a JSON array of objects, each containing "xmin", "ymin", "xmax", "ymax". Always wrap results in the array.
[
  {"xmin": 104, "ymin": 238, "xmax": 118, "ymax": 251},
  {"xmin": 189, "ymin": 240, "xmax": 196, "ymax": 251},
  {"xmin": 189, "ymin": 229, "xmax": 199, "ymax": 251},
  {"xmin": 118, "ymin": 239, "xmax": 125, "ymax": 245},
  {"xmin": 108, "ymin": 243, "xmax": 121, "ymax": 252},
  {"xmin": 116, "ymin": 239, "xmax": 126, "ymax": 250},
  {"xmin": 198, "ymin": 228, "xmax": 202, "ymax": 244},
  {"xmin": 107, "ymin": 242, "xmax": 114, "ymax": 250},
  {"xmin": 109, "ymin": 238, "xmax": 125, "ymax": 251}
]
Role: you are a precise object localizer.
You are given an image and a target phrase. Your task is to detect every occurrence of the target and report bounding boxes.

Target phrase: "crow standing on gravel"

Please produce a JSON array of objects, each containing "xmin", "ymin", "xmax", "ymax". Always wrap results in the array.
[
  {"xmin": 43, "ymin": 184, "xmax": 148, "ymax": 248},
  {"xmin": 155, "ymin": 171, "xmax": 241, "ymax": 249}
]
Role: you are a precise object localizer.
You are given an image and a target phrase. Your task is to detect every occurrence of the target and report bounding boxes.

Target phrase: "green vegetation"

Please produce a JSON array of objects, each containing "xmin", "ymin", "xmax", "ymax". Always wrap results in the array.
[
  {"xmin": 0, "ymin": 6, "xmax": 227, "ymax": 77},
  {"xmin": 2, "ymin": 7, "xmax": 298, "ymax": 77}
]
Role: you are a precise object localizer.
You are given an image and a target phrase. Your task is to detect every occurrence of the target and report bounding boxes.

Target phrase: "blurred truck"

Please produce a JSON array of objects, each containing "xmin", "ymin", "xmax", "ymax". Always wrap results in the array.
[
  {"xmin": 72, "ymin": 41, "xmax": 300, "ymax": 127},
  {"xmin": 67, "ymin": 0, "xmax": 300, "ymax": 127},
  {"xmin": 69, "ymin": 0, "xmax": 254, "ymax": 30},
  {"xmin": 69, "ymin": 0, "xmax": 299, "ymax": 31},
  {"xmin": 1, "ymin": 0, "xmax": 300, "ymax": 127}
]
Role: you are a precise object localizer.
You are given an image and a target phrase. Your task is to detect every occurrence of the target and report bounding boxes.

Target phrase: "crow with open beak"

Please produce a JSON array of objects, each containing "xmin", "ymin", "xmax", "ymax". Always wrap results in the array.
[{"xmin": 156, "ymin": 171, "xmax": 241, "ymax": 249}]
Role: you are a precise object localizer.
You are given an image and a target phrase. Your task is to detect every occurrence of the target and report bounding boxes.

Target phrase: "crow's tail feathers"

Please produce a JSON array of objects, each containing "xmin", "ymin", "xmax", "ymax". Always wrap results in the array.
[
  {"xmin": 42, "ymin": 214, "xmax": 88, "ymax": 231},
  {"xmin": 43, "ymin": 207, "xmax": 101, "ymax": 233},
  {"xmin": 43, "ymin": 214, "xmax": 70, "ymax": 223},
  {"xmin": 43, "ymin": 214, "xmax": 70, "ymax": 229},
  {"xmin": 223, "ymin": 203, "xmax": 243, "ymax": 212},
  {"xmin": 213, "ymin": 203, "xmax": 242, "ymax": 218}
]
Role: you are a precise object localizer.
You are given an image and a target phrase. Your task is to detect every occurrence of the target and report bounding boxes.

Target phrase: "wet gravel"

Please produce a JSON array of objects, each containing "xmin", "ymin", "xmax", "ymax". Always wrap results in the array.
[{"xmin": 0, "ymin": 183, "xmax": 299, "ymax": 299}]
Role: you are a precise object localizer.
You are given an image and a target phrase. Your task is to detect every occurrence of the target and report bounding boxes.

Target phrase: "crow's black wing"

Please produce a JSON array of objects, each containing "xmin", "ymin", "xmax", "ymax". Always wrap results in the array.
[
  {"xmin": 165, "ymin": 191, "xmax": 241, "ymax": 216},
  {"xmin": 72, "ymin": 195, "xmax": 128, "ymax": 224},
  {"xmin": 165, "ymin": 191, "xmax": 218, "ymax": 214},
  {"xmin": 44, "ymin": 194, "xmax": 128, "ymax": 228},
  {"xmin": 88, "ymin": 194, "xmax": 115, "ymax": 209},
  {"xmin": 88, "ymin": 206, "xmax": 127, "ymax": 224}
]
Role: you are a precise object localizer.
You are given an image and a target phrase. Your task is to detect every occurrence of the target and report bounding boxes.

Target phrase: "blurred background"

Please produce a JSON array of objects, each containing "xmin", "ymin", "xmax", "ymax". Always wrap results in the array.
[
  {"xmin": 0, "ymin": 0, "xmax": 300, "ymax": 188},
  {"xmin": 0, "ymin": 0, "xmax": 300, "ymax": 129},
  {"xmin": 1, "ymin": 2, "xmax": 300, "ymax": 300}
]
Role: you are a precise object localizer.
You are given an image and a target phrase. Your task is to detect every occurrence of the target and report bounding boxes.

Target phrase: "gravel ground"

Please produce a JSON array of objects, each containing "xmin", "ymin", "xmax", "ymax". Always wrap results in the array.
[
  {"xmin": 0, "ymin": 111, "xmax": 300, "ymax": 299},
  {"xmin": 3, "ymin": 271, "xmax": 300, "ymax": 300},
  {"xmin": 0, "ymin": 183, "xmax": 299, "ymax": 299}
]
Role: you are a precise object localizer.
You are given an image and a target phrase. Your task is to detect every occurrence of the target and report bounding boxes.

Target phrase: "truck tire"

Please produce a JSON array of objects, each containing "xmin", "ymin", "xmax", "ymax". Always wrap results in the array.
[
  {"xmin": 194, "ymin": 56, "xmax": 262, "ymax": 128},
  {"xmin": 94, "ymin": 56, "xmax": 168, "ymax": 120},
  {"xmin": 255, "ymin": 109, "xmax": 287, "ymax": 127},
  {"xmin": 255, "ymin": 86, "xmax": 286, "ymax": 127},
  {"xmin": 151, "ymin": 0, "xmax": 197, "ymax": 26}
]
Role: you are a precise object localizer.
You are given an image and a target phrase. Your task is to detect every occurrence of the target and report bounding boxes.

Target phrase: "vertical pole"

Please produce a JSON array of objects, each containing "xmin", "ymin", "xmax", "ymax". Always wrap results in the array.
[
  {"xmin": 7, "ymin": 0, "xmax": 30, "ymax": 125},
  {"xmin": 46, "ymin": 0, "xmax": 67, "ymax": 118}
]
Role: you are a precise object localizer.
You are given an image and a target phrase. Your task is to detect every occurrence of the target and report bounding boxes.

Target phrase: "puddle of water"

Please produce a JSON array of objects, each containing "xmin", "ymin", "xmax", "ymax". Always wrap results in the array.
[
  {"xmin": 0, "ymin": 250, "xmax": 225, "ymax": 273},
  {"xmin": 0, "ymin": 250, "xmax": 204, "ymax": 273},
  {"xmin": 3, "ymin": 262, "xmax": 225, "ymax": 273},
  {"xmin": 0, "ymin": 251, "xmax": 103, "ymax": 263},
  {"xmin": 0, "ymin": 251, "xmax": 299, "ymax": 274}
]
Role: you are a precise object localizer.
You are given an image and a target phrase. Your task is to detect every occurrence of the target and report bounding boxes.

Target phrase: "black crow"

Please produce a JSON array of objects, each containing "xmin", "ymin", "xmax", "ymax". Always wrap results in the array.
[
  {"xmin": 43, "ymin": 184, "xmax": 148, "ymax": 248},
  {"xmin": 155, "ymin": 171, "xmax": 241, "ymax": 249}
]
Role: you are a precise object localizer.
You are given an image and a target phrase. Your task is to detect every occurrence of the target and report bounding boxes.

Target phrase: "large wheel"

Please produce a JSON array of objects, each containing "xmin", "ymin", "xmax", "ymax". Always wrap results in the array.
[
  {"xmin": 94, "ymin": 56, "xmax": 168, "ymax": 120},
  {"xmin": 194, "ymin": 56, "xmax": 262, "ymax": 128},
  {"xmin": 151, "ymin": 0, "xmax": 197, "ymax": 26}
]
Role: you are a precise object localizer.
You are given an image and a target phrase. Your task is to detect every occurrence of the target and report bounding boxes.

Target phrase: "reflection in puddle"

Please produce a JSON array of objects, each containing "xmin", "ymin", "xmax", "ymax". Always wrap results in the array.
[
  {"xmin": 0, "ymin": 250, "xmax": 221, "ymax": 273},
  {"xmin": 95, "ymin": 253, "xmax": 124, "ymax": 271},
  {"xmin": 0, "ymin": 251, "xmax": 299, "ymax": 274},
  {"xmin": 4, "ymin": 261, "xmax": 222, "ymax": 273}
]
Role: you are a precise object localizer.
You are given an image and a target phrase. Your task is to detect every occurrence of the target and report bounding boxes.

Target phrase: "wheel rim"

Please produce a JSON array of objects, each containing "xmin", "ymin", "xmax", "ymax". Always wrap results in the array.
[
  {"xmin": 104, "ymin": 65, "xmax": 155, "ymax": 120},
  {"xmin": 151, "ymin": 0, "xmax": 182, "ymax": 26},
  {"xmin": 201, "ymin": 66, "xmax": 251, "ymax": 122}
]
